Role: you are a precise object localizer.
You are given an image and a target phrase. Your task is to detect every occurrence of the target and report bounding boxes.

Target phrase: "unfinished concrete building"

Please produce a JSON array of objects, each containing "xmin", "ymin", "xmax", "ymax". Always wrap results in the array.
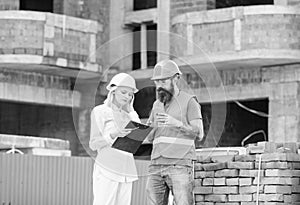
[
  {"xmin": 0, "ymin": 0, "xmax": 108, "ymax": 155},
  {"xmin": 1, "ymin": 0, "xmax": 300, "ymax": 204},
  {"xmin": 1, "ymin": 0, "xmax": 300, "ymax": 155},
  {"xmin": 84, "ymin": 0, "xmax": 300, "ymax": 153}
]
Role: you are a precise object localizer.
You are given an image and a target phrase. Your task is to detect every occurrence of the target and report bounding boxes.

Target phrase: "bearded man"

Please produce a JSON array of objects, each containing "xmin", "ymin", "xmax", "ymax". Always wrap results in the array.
[{"xmin": 146, "ymin": 59, "xmax": 204, "ymax": 205}]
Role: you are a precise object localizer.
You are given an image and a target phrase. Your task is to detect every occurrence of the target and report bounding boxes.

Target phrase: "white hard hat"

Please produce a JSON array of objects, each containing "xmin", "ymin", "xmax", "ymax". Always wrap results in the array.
[
  {"xmin": 106, "ymin": 73, "xmax": 138, "ymax": 93},
  {"xmin": 151, "ymin": 59, "xmax": 182, "ymax": 80}
]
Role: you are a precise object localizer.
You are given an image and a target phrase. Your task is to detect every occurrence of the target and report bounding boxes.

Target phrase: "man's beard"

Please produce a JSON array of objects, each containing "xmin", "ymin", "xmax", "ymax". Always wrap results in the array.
[{"xmin": 156, "ymin": 85, "xmax": 174, "ymax": 105}]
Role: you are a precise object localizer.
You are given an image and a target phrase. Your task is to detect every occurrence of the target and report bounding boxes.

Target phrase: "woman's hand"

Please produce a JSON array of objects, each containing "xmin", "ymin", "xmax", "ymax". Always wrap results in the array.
[{"xmin": 110, "ymin": 128, "xmax": 133, "ymax": 139}]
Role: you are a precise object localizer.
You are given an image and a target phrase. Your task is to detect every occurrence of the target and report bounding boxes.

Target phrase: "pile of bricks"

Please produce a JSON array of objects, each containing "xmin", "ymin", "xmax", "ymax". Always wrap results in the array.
[{"xmin": 194, "ymin": 142, "xmax": 300, "ymax": 204}]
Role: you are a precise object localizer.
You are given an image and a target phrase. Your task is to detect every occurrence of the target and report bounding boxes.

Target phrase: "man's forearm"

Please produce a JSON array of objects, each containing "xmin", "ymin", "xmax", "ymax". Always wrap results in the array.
[{"xmin": 177, "ymin": 122, "xmax": 202, "ymax": 139}]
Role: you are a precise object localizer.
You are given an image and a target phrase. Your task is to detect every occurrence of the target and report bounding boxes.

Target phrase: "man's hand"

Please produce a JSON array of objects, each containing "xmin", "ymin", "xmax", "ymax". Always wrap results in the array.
[
  {"xmin": 180, "ymin": 119, "xmax": 203, "ymax": 140},
  {"xmin": 156, "ymin": 113, "xmax": 183, "ymax": 127}
]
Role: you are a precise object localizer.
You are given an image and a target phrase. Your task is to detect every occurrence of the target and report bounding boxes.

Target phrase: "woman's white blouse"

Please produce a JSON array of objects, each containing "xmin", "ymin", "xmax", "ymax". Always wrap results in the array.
[{"xmin": 89, "ymin": 104, "xmax": 140, "ymax": 182}]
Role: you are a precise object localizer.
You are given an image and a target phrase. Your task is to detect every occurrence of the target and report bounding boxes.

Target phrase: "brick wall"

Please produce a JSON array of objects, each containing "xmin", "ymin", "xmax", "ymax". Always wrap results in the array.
[
  {"xmin": 0, "ymin": 0, "xmax": 19, "ymax": 10},
  {"xmin": 62, "ymin": 0, "xmax": 110, "ymax": 57},
  {"xmin": 0, "ymin": 19, "xmax": 44, "ymax": 53},
  {"xmin": 193, "ymin": 21, "xmax": 235, "ymax": 53},
  {"xmin": 207, "ymin": 0, "xmax": 215, "ymax": 9},
  {"xmin": 0, "ymin": 12, "xmax": 101, "ymax": 71},
  {"xmin": 242, "ymin": 14, "xmax": 300, "ymax": 50},
  {"xmin": 170, "ymin": 23, "xmax": 188, "ymax": 57},
  {"xmin": 0, "ymin": 68, "xmax": 71, "ymax": 89},
  {"xmin": 288, "ymin": 0, "xmax": 300, "ymax": 6},
  {"xmin": 53, "ymin": 0, "xmax": 63, "ymax": 14},
  {"xmin": 195, "ymin": 142, "xmax": 300, "ymax": 204},
  {"xmin": 170, "ymin": 0, "xmax": 207, "ymax": 18},
  {"xmin": 171, "ymin": 7, "xmax": 300, "ymax": 58}
]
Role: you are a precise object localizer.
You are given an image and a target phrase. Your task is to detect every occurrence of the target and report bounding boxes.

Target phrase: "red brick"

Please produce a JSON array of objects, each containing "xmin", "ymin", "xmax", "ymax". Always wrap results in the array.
[
  {"xmin": 211, "ymin": 155, "xmax": 235, "ymax": 163},
  {"xmin": 195, "ymin": 171, "xmax": 214, "ymax": 178},
  {"xmin": 196, "ymin": 155, "xmax": 212, "ymax": 163},
  {"xmin": 214, "ymin": 177, "xmax": 226, "ymax": 185},
  {"xmin": 247, "ymin": 145, "xmax": 267, "ymax": 154},
  {"xmin": 203, "ymin": 178, "xmax": 214, "ymax": 186},
  {"xmin": 283, "ymin": 195, "xmax": 292, "ymax": 203},
  {"xmin": 286, "ymin": 153, "xmax": 300, "ymax": 162},
  {"xmin": 240, "ymin": 169, "xmax": 264, "ymax": 177},
  {"xmin": 260, "ymin": 153, "xmax": 288, "ymax": 162},
  {"xmin": 255, "ymin": 161, "xmax": 292, "ymax": 169},
  {"xmin": 228, "ymin": 194, "xmax": 252, "ymax": 202},
  {"xmin": 240, "ymin": 203, "xmax": 256, "ymax": 205},
  {"xmin": 292, "ymin": 185, "xmax": 300, "ymax": 193},
  {"xmin": 239, "ymin": 178, "xmax": 252, "ymax": 186},
  {"xmin": 196, "ymin": 202, "xmax": 215, "ymax": 205},
  {"xmin": 264, "ymin": 185, "xmax": 292, "ymax": 194},
  {"xmin": 204, "ymin": 194, "xmax": 227, "ymax": 202},
  {"xmin": 14, "ymin": 48, "xmax": 26, "ymax": 54},
  {"xmin": 226, "ymin": 178, "xmax": 239, "ymax": 186},
  {"xmin": 195, "ymin": 202, "xmax": 213, "ymax": 205},
  {"xmin": 26, "ymin": 48, "xmax": 38, "ymax": 55},
  {"xmin": 194, "ymin": 186, "xmax": 213, "ymax": 194},
  {"xmin": 202, "ymin": 162, "xmax": 227, "ymax": 171},
  {"xmin": 2, "ymin": 48, "xmax": 13, "ymax": 54},
  {"xmin": 195, "ymin": 194, "xmax": 205, "ymax": 202},
  {"xmin": 215, "ymin": 169, "xmax": 239, "ymax": 177},
  {"xmin": 291, "ymin": 194, "xmax": 300, "ymax": 201},
  {"xmin": 257, "ymin": 141, "xmax": 277, "ymax": 152},
  {"xmin": 257, "ymin": 194, "xmax": 284, "ymax": 202},
  {"xmin": 265, "ymin": 169, "xmax": 300, "ymax": 177},
  {"xmin": 239, "ymin": 185, "xmax": 264, "ymax": 194},
  {"xmin": 234, "ymin": 155, "xmax": 256, "ymax": 162},
  {"xmin": 254, "ymin": 177, "xmax": 299, "ymax": 185},
  {"xmin": 194, "ymin": 163, "xmax": 203, "ymax": 171},
  {"xmin": 194, "ymin": 179, "xmax": 202, "ymax": 186},
  {"xmin": 36, "ymin": 49, "xmax": 43, "ymax": 55},
  {"xmin": 292, "ymin": 162, "xmax": 300, "ymax": 169},
  {"xmin": 228, "ymin": 161, "xmax": 254, "ymax": 169},
  {"xmin": 213, "ymin": 186, "xmax": 238, "ymax": 194}
]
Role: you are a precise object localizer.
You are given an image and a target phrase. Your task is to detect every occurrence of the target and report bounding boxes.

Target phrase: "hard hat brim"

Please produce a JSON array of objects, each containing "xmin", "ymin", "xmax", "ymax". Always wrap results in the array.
[
  {"xmin": 150, "ymin": 72, "xmax": 182, "ymax": 81},
  {"xmin": 106, "ymin": 84, "xmax": 139, "ymax": 93}
]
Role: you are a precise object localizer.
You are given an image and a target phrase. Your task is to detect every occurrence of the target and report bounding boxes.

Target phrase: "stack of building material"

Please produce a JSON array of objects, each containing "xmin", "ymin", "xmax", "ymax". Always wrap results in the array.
[
  {"xmin": 0, "ymin": 134, "xmax": 71, "ymax": 156},
  {"xmin": 246, "ymin": 141, "xmax": 300, "ymax": 155},
  {"xmin": 194, "ymin": 142, "xmax": 300, "ymax": 204}
]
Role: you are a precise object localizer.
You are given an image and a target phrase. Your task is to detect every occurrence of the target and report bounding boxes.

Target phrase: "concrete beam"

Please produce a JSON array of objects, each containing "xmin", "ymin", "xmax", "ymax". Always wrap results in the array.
[
  {"xmin": 0, "ymin": 134, "xmax": 70, "ymax": 149},
  {"xmin": 0, "ymin": 82, "xmax": 81, "ymax": 107},
  {"xmin": 124, "ymin": 8, "xmax": 157, "ymax": 25}
]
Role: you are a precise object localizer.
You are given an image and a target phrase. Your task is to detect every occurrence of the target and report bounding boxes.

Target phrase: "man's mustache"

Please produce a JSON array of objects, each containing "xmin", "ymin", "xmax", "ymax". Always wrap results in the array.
[{"xmin": 156, "ymin": 87, "xmax": 173, "ymax": 96}]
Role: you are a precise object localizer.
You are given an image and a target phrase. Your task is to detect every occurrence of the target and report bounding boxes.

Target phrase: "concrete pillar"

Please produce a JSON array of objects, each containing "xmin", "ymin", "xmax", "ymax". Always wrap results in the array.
[
  {"xmin": 109, "ymin": 0, "xmax": 133, "ymax": 71},
  {"xmin": 141, "ymin": 23, "xmax": 148, "ymax": 69},
  {"xmin": 268, "ymin": 82, "xmax": 300, "ymax": 143},
  {"xmin": 157, "ymin": 0, "xmax": 170, "ymax": 61}
]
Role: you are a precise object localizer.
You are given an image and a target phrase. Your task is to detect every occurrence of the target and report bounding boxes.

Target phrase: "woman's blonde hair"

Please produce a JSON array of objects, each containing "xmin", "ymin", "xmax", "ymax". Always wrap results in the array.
[{"xmin": 104, "ymin": 86, "xmax": 135, "ymax": 113}]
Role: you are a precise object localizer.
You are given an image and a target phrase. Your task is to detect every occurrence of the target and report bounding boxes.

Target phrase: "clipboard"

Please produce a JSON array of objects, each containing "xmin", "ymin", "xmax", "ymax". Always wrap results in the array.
[{"xmin": 112, "ymin": 121, "xmax": 153, "ymax": 154}]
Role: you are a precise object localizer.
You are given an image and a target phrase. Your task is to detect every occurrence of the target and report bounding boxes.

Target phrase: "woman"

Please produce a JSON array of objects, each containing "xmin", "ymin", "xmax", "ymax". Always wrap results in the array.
[{"xmin": 89, "ymin": 73, "xmax": 140, "ymax": 205}]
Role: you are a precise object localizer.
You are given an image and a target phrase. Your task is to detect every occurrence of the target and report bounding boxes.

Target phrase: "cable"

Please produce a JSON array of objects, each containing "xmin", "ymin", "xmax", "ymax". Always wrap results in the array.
[
  {"xmin": 256, "ymin": 154, "xmax": 262, "ymax": 205},
  {"xmin": 241, "ymin": 130, "xmax": 267, "ymax": 146},
  {"xmin": 234, "ymin": 101, "xmax": 270, "ymax": 118}
]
